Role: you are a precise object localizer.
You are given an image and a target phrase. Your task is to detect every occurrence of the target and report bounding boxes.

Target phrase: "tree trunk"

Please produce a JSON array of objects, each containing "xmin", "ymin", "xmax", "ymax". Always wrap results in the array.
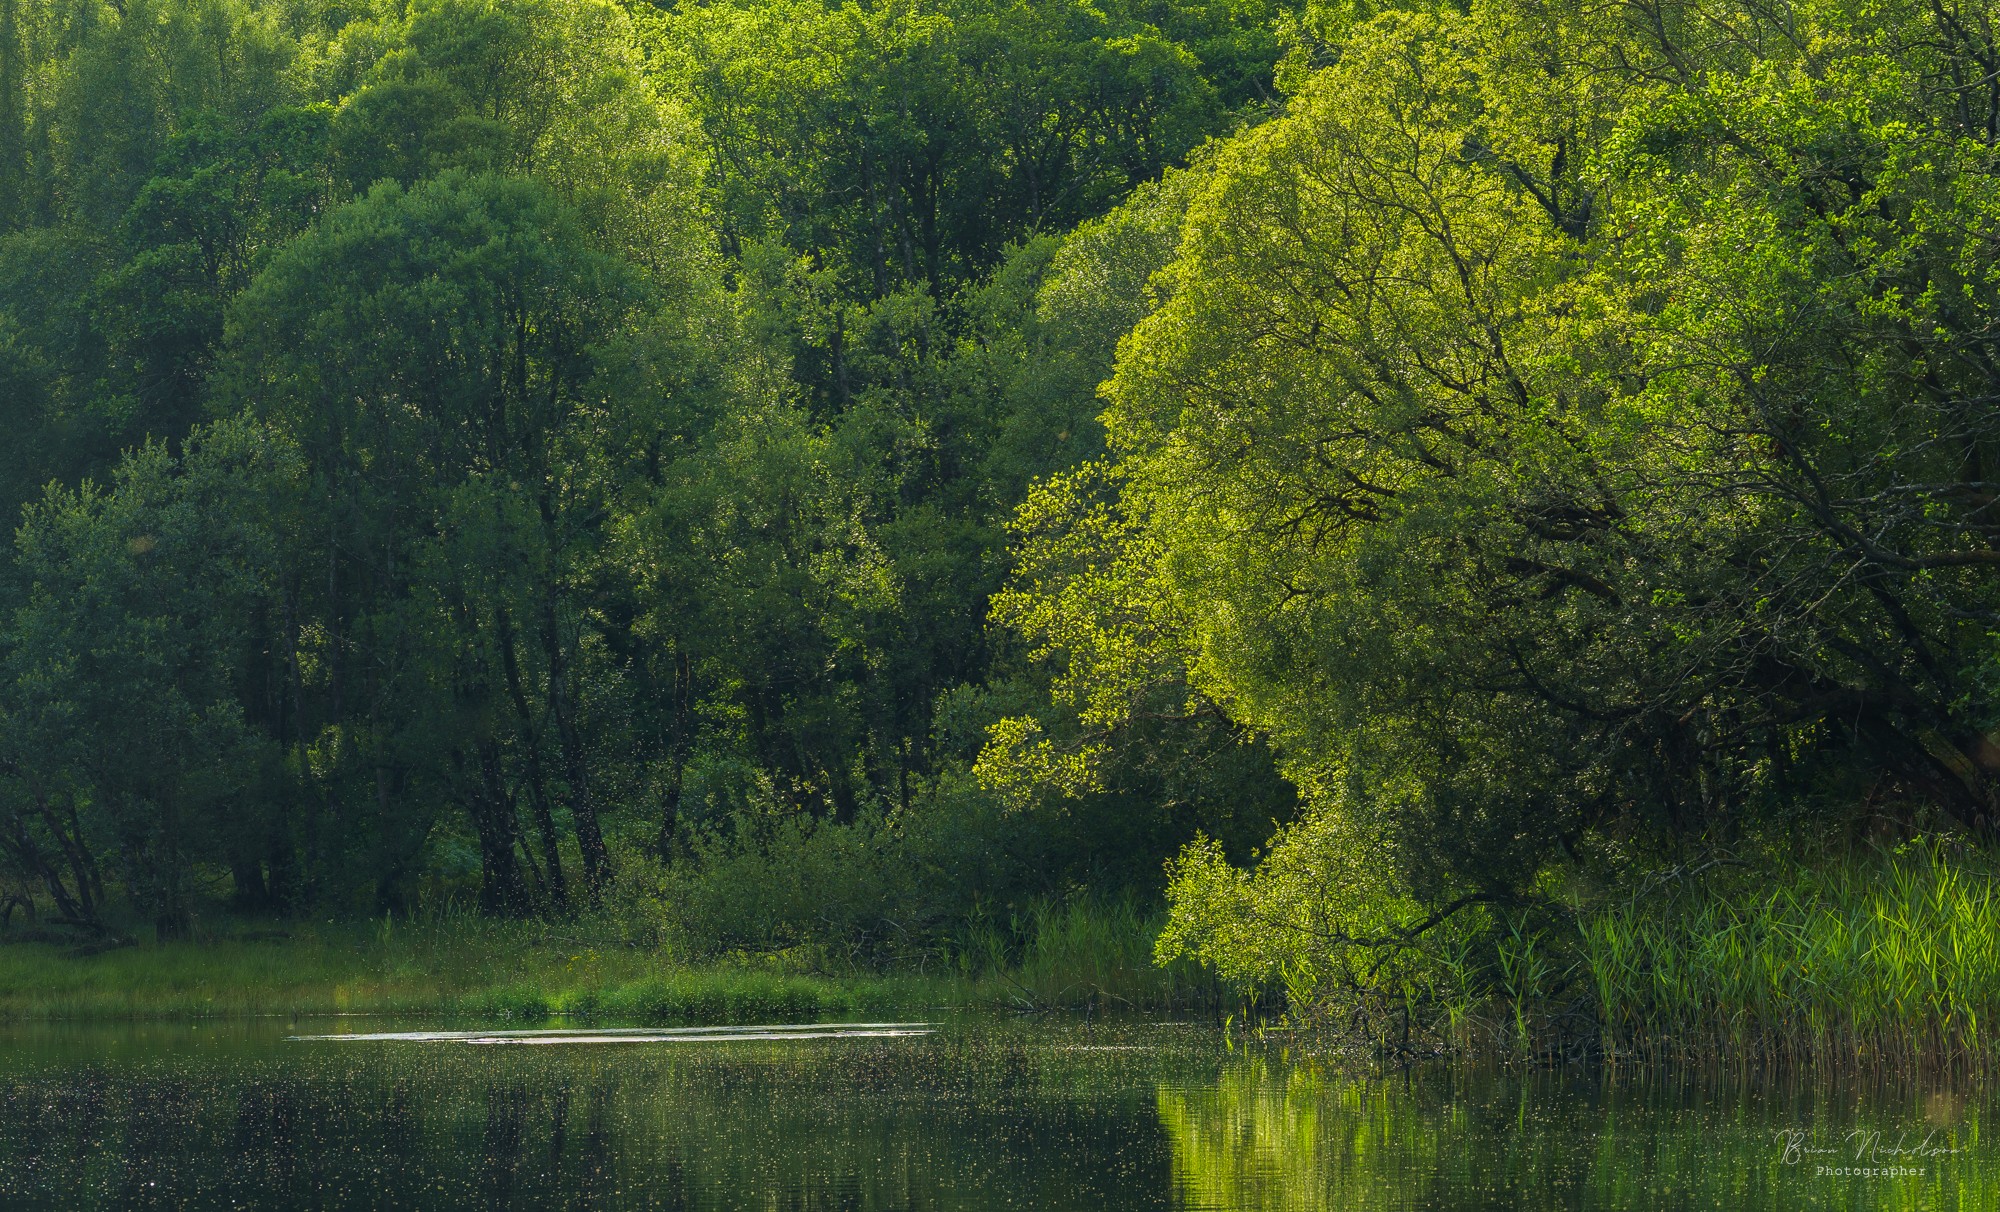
[
  {"xmin": 497, "ymin": 607, "xmax": 567, "ymax": 911},
  {"xmin": 540, "ymin": 594, "xmax": 610, "ymax": 901},
  {"xmin": 465, "ymin": 743, "xmax": 529, "ymax": 917},
  {"xmin": 656, "ymin": 650, "xmax": 695, "ymax": 858}
]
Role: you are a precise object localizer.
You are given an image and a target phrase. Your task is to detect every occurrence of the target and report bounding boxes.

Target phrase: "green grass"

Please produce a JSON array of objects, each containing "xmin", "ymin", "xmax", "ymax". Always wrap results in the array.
[
  {"xmin": 0, "ymin": 896, "xmax": 1213, "ymax": 1022},
  {"xmin": 1569, "ymin": 838, "xmax": 2000, "ymax": 1067},
  {"xmin": 951, "ymin": 896, "xmax": 1222, "ymax": 1014},
  {"xmin": 18, "ymin": 846, "xmax": 1988, "ymax": 1065},
  {"xmin": 16, "ymin": 842, "xmax": 1993, "ymax": 1063},
  {"xmin": 0, "ymin": 927, "xmax": 944, "ymax": 1023},
  {"xmin": 1270, "ymin": 837, "xmax": 2000, "ymax": 1067}
]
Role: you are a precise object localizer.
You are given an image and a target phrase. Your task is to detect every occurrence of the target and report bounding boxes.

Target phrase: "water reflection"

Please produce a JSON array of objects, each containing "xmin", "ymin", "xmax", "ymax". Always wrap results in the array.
[
  {"xmin": 287, "ymin": 1024, "xmax": 934, "ymax": 1043},
  {"xmin": 0, "ymin": 1020, "xmax": 1990, "ymax": 1210},
  {"xmin": 1161, "ymin": 1059, "xmax": 1996, "ymax": 1211}
]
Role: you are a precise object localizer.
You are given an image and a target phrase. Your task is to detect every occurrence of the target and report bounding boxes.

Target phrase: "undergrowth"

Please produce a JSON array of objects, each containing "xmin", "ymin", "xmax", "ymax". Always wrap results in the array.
[
  {"xmin": 1240, "ymin": 838, "xmax": 2000, "ymax": 1070},
  {"xmin": 0, "ymin": 895, "xmax": 1216, "ymax": 1022}
]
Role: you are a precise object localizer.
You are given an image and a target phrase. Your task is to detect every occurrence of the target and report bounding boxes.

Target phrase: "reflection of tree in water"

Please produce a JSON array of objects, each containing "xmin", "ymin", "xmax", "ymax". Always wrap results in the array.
[
  {"xmin": 480, "ymin": 1081, "xmax": 530, "ymax": 1207},
  {"xmin": 11, "ymin": 1071, "xmax": 110, "ymax": 1199},
  {"xmin": 468, "ymin": 1071, "xmax": 696, "ymax": 1210},
  {"xmin": 5, "ymin": 1027, "xmax": 1998, "ymax": 1210},
  {"xmin": 230, "ymin": 1078, "xmax": 305, "ymax": 1195},
  {"xmin": 574, "ymin": 1077, "xmax": 648, "ymax": 1209},
  {"xmin": 1157, "ymin": 1062, "xmax": 2000, "ymax": 1212},
  {"xmin": 0, "ymin": 1042, "xmax": 1104, "ymax": 1207},
  {"xmin": 113, "ymin": 1077, "xmax": 204, "ymax": 1208}
]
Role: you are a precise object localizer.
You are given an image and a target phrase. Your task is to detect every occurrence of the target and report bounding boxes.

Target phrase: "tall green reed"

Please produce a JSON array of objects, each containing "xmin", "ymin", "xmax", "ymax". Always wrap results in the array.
[
  {"xmin": 1571, "ymin": 839, "xmax": 2000, "ymax": 1068},
  {"xmin": 954, "ymin": 895, "xmax": 1224, "ymax": 1013}
]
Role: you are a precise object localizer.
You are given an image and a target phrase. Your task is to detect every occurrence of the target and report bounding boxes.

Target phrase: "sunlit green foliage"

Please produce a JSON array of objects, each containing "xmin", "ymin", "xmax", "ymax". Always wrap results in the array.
[
  {"xmin": 1163, "ymin": 834, "xmax": 2000, "ymax": 1065},
  {"xmin": 985, "ymin": 0, "xmax": 2000, "ymax": 1021}
]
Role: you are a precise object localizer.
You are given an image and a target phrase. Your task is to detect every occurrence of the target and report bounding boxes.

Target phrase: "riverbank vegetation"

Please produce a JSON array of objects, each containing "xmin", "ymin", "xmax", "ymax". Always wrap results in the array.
[
  {"xmin": 3, "ymin": 0, "xmax": 1999, "ymax": 1060},
  {"xmin": 0, "ymin": 897, "xmax": 1216, "ymax": 1020},
  {"xmin": 1174, "ymin": 837, "xmax": 2000, "ymax": 1068}
]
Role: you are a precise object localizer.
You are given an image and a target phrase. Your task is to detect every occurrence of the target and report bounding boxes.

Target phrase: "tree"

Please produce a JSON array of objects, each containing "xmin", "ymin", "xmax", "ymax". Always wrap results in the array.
[
  {"xmin": 331, "ymin": 0, "xmax": 705, "ymax": 271},
  {"xmin": 0, "ymin": 417, "xmax": 297, "ymax": 937},
  {"xmin": 995, "ymin": 0, "xmax": 2000, "ymax": 944},
  {"xmin": 94, "ymin": 105, "xmax": 332, "ymax": 441},
  {"xmin": 225, "ymin": 170, "xmax": 662, "ymax": 908}
]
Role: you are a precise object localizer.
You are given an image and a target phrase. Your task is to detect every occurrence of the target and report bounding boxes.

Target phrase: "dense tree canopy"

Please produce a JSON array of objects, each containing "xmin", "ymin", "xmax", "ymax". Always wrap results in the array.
[
  {"xmin": 0, "ymin": 0, "xmax": 1290, "ymax": 942},
  {"xmin": 982, "ymin": 0, "xmax": 2000, "ymax": 979},
  {"xmin": 0, "ymin": 0, "xmax": 1994, "ymax": 976}
]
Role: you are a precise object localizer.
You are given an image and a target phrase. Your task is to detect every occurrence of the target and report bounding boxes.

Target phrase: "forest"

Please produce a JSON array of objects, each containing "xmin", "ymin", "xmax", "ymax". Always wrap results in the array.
[{"xmin": 3, "ymin": 0, "xmax": 2000, "ymax": 1049}]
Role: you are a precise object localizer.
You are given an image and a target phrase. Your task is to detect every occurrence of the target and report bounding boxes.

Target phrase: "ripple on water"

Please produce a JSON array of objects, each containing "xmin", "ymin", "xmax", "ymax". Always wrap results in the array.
[{"xmin": 286, "ymin": 1023, "xmax": 936, "ymax": 1044}]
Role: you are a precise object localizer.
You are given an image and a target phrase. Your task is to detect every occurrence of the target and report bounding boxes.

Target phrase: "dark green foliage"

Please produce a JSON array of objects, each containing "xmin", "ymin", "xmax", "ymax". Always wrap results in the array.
[
  {"xmin": 0, "ymin": 417, "xmax": 298, "ymax": 936},
  {"xmin": 581, "ymin": 973, "xmax": 856, "ymax": 1025},
  {"xmin": 0, "ymin": 0, "xmax": 1287, "ymax": 948}
]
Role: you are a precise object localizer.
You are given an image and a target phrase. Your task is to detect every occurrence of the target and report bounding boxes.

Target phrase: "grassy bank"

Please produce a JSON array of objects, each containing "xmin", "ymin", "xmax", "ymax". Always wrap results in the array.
[
  {"xmin": 21, "ymin": 842, "xmax": 1990, "ymax": 1063},
  {"xmin": 1261, "ymin": 838, "xmax": 2000, "ymax": 1069},
  {"xmin": 0, "ymin": 928, "xmax": 896, "ymax": 1023},
  {"xmin": 1570, "ymin": 840, "xmax": 2000, "ymax": 1067},
  {"xmin": 0, "ymin": 897, "xmax": 1221, "ymax": 1023}
]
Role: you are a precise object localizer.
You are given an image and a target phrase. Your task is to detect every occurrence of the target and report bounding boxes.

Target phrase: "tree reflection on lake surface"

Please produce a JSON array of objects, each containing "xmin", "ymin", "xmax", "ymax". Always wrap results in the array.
[{"xmin": 0, "ymin": 1019, "xmax": 1989, "ymax": 1210}]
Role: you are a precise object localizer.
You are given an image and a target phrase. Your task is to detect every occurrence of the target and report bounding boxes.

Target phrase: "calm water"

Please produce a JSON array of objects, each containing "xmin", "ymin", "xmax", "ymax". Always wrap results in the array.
[{"xmin": 0, "ymin": 1016, "xmax": 1991, "ymax": 1209}]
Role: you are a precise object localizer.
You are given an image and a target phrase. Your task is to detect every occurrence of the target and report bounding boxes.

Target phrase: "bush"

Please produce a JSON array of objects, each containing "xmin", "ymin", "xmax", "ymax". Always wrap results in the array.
[
  {"xmin": 459, "ymin": 984, "xmax": 555, "ymax": 1022},
  {"xmin": 1165, "ymin": 815, "xmax": 2000, "ymax": 1063},
  {"xmin": 585, "ymin": 973, "xmax": 858, "ymax": 1025}
]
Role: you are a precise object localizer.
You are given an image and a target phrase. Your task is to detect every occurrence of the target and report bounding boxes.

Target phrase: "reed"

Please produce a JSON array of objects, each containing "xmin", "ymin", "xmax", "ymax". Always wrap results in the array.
[
  {"xmin": 954, "ymin": 895, "xmax": 1225, "ymax": 1013},
  {"xmin": 1567, "ymin": 839, "xmax": 2000, "ymax": 1068},
  {"xmin": 1249, "ymin": 837, "xmax": 2000, "ymax": 1068}
]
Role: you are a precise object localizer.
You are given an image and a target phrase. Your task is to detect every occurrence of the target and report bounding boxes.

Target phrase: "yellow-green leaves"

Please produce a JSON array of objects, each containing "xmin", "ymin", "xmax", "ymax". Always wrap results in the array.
[{"xmin": 995, "ymin": 0, "xmax": 2000, "ymax": 921}]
